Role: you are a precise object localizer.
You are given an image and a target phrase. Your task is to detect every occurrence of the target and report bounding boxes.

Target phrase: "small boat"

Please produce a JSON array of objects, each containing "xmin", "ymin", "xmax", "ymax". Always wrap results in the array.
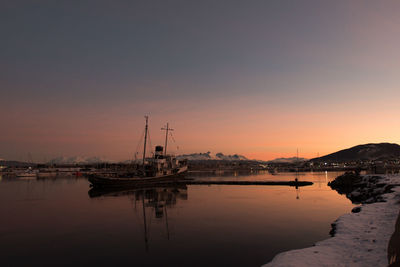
[
  {"xmin": 88, "ymin": 116, "xmax": 188, "ymax": 188},
  {"xmin": 37, "ymin": 168, "xmax": 58, "ymax": 178},
  {"xmin": 16, "ymin": 168, "xmax": 37, "ymax": 178}
]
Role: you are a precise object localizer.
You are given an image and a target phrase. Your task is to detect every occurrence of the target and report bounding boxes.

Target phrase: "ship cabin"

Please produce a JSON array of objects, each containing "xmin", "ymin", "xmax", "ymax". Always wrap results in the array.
[{"xmin": 144, "ymin": 146, "xmax": 183, "ymax": 177}]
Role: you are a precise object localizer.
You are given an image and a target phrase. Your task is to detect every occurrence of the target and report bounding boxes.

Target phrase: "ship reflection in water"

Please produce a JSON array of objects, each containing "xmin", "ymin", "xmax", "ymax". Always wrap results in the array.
[{"xmin": 89, "ymin": 185, "xmax": 188, "ymax": 251}]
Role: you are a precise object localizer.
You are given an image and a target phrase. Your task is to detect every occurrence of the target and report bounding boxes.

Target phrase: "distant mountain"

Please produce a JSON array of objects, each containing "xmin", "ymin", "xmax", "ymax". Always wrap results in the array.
[
  {"xmin": 177, "ymin": 152, "xmax": 214, "ymax": 160},
  {"xmin": 0, "ymin": 160, "xmax": 34, "ymax": 167},
  {"xmin": 310, "ymin": 143, "xmax": 400, "ymax": 162},
  {"xmin": 215, "ymin": 153, "xmax": 248, "ymax": 161},
  {"xmin": 267, "ymin": 157, "xmax": 308, "ymax": 163},
  {"xmin": 48, "ymin": 156, "xmax": 111, "ymax": 165},
  {"xmin": 177, "ymin": 152, "xmax": 248, "ymax": 161}
]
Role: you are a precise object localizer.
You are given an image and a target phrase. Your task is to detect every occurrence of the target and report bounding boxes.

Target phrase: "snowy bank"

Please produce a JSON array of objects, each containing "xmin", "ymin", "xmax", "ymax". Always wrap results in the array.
[{"xmin": 263, "ymin": 174, "xmax": 400, "ymax": 267}]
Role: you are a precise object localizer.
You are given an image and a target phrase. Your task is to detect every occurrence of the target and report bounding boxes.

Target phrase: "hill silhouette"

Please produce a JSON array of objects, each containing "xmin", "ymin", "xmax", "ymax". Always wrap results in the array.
[{"xmin": 310, "ymin": 143, "xmax": 400, "ymax": 162}]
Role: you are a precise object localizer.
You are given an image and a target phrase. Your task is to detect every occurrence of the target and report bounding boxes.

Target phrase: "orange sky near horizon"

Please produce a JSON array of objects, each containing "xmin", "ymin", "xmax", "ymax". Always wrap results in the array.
[{"xmin": 2, "ymin": 87, "xmax": 400, "ymax": 162}]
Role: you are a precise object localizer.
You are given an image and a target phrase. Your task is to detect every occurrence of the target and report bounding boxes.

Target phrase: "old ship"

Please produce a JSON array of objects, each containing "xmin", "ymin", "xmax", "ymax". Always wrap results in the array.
[{"xmin": 88, "ymin": 116, "xmax": 188, "ymax": 188}]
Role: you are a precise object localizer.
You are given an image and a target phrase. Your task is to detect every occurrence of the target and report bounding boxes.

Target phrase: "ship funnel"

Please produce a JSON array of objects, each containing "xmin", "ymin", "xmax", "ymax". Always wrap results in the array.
[{"xmin": 155, "ymin": 146, "xmax": 164, "ymax": 158}]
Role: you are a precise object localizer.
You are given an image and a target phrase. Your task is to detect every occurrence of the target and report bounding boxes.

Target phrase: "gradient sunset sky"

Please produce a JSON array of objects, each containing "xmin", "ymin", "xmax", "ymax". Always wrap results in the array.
[{"xmin": 2, "ymin": 0, "xmax": 400, "ymax": 162}]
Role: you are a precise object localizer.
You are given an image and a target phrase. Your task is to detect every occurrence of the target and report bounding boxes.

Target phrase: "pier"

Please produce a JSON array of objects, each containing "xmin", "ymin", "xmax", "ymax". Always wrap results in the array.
[{"xmin": 181, "ymin": 180, "xmax": 313, "ymax": 186}]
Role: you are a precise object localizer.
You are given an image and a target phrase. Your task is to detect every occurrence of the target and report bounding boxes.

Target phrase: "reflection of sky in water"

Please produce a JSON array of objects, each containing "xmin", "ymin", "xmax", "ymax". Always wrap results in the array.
[{"xmin": 0, "ymin": 172, "xmax": 353, "ymax": 266}]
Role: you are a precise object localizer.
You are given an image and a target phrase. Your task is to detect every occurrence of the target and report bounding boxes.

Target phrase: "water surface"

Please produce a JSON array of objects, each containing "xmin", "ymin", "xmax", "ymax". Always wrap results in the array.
[{"xmin": 0, "ymin": 171, "xmax": 353, "ymax": 266}]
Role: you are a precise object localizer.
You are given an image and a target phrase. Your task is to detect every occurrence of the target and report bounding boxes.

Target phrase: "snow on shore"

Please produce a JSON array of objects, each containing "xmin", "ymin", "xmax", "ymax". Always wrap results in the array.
[{"xmin": 264, "ymin": 175, "xmax": 400, "ymax": 267}]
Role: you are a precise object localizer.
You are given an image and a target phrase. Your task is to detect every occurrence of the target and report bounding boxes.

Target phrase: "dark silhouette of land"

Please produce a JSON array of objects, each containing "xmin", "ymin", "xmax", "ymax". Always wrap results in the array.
[{"xmin": 310, "ymin": 143, "xmax": 400, "ymax": 163}]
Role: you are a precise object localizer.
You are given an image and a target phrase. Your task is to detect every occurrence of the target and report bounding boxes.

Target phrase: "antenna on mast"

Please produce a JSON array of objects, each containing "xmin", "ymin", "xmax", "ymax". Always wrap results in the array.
[{"xmin": 161, "ymin": 123, "xmax": 174, "ymax": 156}]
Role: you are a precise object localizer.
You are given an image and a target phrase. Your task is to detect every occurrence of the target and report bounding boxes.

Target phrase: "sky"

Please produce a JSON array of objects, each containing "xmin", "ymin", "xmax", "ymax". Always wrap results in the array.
[{"xmin": 1, "ymin": 0, "xmax": 400, "ymax": 162}]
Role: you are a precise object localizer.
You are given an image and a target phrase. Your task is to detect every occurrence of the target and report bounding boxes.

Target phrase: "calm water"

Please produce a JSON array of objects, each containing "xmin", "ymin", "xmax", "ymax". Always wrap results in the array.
[{"xmin": 0, "ymin": 171, "xmax": 353, "ymax": 266}]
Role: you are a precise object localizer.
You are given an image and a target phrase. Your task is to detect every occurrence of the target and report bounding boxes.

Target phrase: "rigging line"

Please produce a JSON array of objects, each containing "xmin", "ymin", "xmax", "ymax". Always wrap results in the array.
[
  {"xmin": 169, "ymin": 132, "xmax": 179, "ymax": 151},
  {"xmin": 134, "ymin": 129, "xmax": 145, "ymax": 162},
  {"xmin": 147, "ymin": 128, "xmax": 153, "ymax": 156}
]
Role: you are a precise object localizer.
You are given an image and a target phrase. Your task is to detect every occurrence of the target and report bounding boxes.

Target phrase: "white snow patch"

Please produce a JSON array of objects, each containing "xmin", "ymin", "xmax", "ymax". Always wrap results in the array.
[
  {"xmin": 263, "ymin": 174, "xmax": 400, "ymax": 267},
  {"xmin": 48, "ymin": 156, "xmax": 112, "ymax": 164},
  {"xmin": 177, "ymin": 152, "xmax": 248, "ymax": 161},
  {"xmin": 267, "ymin": 157, "xmax": 308, "ymax": 163}
]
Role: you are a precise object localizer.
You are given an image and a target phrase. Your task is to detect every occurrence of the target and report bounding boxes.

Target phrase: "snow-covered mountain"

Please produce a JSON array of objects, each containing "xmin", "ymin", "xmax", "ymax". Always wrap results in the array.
[
  {"xmin": 46, "ymin": 152, "xmax": 249, "ymax": 164},
  {"xmin": 176, "ymin": 152, "xmax": 214, "ymax": 160},
  {"xmin": 215, "ymin": 153, "xmax": 248, "ymax": 161},
  {"xmin": 267, "ymin": 157, "xmax": 308, "ymax": 163},
  {"xmin": 48, "ymin": 156, "xmax": 112, "ymax": 165},
  {"xmin": 177, "ymin": 152, "xmax": 248, "ymax": 161}
]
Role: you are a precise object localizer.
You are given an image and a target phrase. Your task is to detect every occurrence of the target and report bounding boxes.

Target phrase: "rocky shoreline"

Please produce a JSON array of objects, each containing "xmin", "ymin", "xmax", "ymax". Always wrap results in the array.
[
  {"xmin": 264, "ymin": 173, "xmax": 400, "ymax": 267},
  {"xmin": 328, "ymin": 172, "xmax": 394, "ymax": 204}
]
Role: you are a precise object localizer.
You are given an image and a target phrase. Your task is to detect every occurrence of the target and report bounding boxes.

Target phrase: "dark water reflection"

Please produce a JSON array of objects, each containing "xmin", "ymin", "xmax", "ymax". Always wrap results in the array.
[{"xmin": 0, "ymin": 171, "xmax": 353, "ymax": 266}]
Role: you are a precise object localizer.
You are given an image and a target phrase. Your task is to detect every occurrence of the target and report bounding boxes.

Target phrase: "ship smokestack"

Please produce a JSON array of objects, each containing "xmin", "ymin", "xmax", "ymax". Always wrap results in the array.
[{"xmin": 155, "ymin": 146, "xmax": 164, "ymax": 158}]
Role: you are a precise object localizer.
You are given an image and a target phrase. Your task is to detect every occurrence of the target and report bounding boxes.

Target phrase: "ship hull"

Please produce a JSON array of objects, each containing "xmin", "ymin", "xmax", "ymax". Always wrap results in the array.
[
  {"xmin": 88, "ymin": 166, "xmax": 188, "ymax": 188},
  {"xmin": 16, "ymin": 173, "xmax": 37, "ymax": 178}
]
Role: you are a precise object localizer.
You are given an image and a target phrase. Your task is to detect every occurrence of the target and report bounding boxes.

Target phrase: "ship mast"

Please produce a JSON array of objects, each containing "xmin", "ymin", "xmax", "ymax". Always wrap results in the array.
[
  {"xmin": 161, "ymin": 123, "xmax": 173, "ymax": 156},
  {"xmin": 143, "ymin": 116, "xmax": 149, "ymax": 167}
]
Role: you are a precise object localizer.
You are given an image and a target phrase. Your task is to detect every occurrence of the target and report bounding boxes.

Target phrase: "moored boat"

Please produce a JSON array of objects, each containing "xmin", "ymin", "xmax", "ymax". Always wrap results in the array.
[
  {"xmin": 88, "ymin": 116, "xmax": 188, "ymax": 188},
  {"xmin": 88, "ymin": 164, "xmax": 187, "ymax": 188},
  {"xmin": 16, "ymin": 167, "xmax": 37, "ymax": 178},
  {"xmin": 37, "ymin": 168, "xmax": 58, "ymax": 178}
]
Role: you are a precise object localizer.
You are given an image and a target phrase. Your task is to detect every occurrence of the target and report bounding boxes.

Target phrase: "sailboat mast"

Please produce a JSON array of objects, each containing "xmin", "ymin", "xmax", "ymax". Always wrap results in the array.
[{"xmin": 143, "ymin": 116, "xmax": 149, "ymax": 166}]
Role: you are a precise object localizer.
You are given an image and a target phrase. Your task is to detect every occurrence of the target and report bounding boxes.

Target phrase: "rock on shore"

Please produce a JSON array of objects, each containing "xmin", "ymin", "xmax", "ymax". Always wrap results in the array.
[{"xmin": 328, "ymin": 172, "xmax": 394, "ymax": 204}]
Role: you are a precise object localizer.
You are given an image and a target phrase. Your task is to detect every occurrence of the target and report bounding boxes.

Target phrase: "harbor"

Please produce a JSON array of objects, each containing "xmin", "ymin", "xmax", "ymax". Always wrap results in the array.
[
  {"xmin": 0, "ymin": 170, "xmax": 351, "ymax": 266},
  {"xmin": 2, "ymin": 1, "xmax": 400, "ymax": 266}
]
